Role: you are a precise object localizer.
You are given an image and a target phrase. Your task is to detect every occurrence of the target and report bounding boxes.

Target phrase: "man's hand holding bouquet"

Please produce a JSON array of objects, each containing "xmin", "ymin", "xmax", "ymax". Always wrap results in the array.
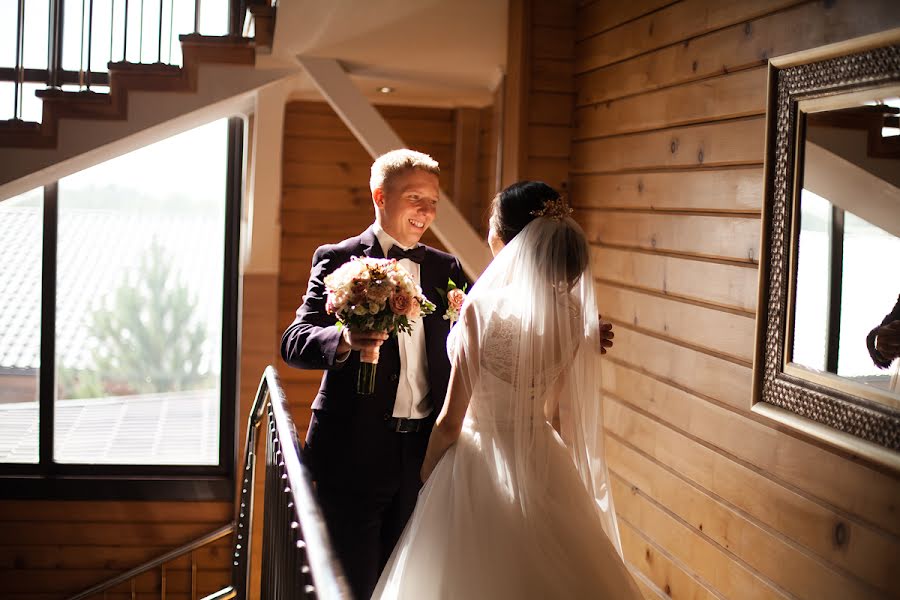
[{"xmin": 324, "ymin": 256, "xmax": 436, "ymax": 394}]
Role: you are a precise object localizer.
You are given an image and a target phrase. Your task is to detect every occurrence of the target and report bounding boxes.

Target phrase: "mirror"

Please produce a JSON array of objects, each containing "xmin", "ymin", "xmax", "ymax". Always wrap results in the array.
[
  {"xmin": 789, "ymin": 95, "xmax": 900, "ymax": 410},
  {"xmin": 753, "ymin": 31, "xmax": 900, "ymax": 467}
]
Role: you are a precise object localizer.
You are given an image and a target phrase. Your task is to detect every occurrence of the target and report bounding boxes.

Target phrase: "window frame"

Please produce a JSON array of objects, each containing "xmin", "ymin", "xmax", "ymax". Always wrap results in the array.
[{"xmin": 0, "ymin": 117, "xmax": 243, "ymax": 501}]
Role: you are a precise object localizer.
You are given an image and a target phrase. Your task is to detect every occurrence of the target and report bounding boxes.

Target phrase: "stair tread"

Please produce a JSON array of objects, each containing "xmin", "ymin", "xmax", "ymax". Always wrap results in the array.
[
  {"xmin": 1, "ymin": 29, "xmax": 265, "ymax": 150},
  {"xmin": 179, "ymin": 33, "xmax": 255, "ymax": 47},
  {"xmin": 0, "ymin": 119, "xmax": 41, "ymax": 131},
  {"xmin": 35, "ymin": 89, "xmax": 109, "ymax": 102},
  {"xmin": 108, "ymin": 61, "xmax": 183, "ymax": 75}
]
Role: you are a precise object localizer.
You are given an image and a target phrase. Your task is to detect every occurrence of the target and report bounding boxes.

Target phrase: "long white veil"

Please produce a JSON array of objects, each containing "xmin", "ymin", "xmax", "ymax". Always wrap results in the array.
[{"xmin": 450, "ymin": 214, "xmax": 623, "ymax": 556}]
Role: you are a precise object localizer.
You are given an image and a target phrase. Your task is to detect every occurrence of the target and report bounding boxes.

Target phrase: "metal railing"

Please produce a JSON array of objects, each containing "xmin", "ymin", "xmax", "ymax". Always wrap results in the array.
[
  {"xmin": 66, "ymin": 523, "xmax": 234, "ymax": 600},
  {"xmin": 64, "ymin": 366, "xmax": 348, "ymax": 600},
  {"xmin": 229, "ymin": 366, "xmax": 350, "ymax": 600},
  {"xmin": 3, "ymin": 0, "xmax": 251, "ymax": 122}
]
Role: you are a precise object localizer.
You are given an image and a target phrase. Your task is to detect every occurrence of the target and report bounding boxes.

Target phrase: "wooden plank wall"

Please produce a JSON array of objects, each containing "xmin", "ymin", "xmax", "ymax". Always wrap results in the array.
[
  {"xmin": 0, "ymin": 500, "xmax": 232, "ymax": 600},
  {"xmin": 524, "ymin": 1, "xmax": 577, "ymax": 192},
  {"xmin": 570, "ymin": 0, "xmax": 900, "ymax": 598},
  {"xmin": 277, "ymin": 100, "xmax": 496, "ymax": 431}
]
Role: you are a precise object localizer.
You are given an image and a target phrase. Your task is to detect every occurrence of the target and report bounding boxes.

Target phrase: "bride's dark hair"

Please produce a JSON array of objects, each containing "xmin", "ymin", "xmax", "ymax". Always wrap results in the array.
[{"xmin": 490, "ymin": 181, "xmax": 589, "ymax": 287}]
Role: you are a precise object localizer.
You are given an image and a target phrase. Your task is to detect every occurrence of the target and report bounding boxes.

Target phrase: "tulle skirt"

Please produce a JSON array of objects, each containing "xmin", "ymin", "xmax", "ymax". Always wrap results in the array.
[{"xmin": 372, "ymin": 421, "xmax": 641, "ymax": 600}]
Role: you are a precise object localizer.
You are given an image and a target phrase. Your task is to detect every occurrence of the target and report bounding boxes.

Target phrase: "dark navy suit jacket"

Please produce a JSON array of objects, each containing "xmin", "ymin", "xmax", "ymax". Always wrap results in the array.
[{"xmin": 280, "ymin": 226, "xmax": 467, "ymax": 487}]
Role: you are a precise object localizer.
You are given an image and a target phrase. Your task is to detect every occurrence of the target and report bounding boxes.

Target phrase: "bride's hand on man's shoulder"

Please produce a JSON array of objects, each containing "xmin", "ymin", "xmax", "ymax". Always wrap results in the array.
[{"xmin": 599, "ymin": 315, "xmax": 614, "ymax": 354}]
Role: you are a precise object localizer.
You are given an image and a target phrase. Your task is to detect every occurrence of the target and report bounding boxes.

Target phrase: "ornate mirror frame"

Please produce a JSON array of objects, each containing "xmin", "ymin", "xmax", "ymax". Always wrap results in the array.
[{"xmin": 752, "ymin": 29, "xmax": 900, "ymax": 470}]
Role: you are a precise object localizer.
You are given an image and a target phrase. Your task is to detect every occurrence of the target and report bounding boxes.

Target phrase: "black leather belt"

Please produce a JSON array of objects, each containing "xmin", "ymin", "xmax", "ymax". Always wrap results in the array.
[{"xmin": 384, "ymin": 415, "xmax": 428, "ymax": 433}]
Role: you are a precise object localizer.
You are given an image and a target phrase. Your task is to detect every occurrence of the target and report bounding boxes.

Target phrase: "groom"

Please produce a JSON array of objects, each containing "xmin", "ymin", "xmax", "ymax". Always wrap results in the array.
[{"xmin": 281, "ymin": 149, "xmax": 467, "ymax": 599}]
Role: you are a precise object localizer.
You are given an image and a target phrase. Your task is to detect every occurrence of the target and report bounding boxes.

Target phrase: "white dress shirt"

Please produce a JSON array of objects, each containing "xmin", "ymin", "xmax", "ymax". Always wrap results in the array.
[{"xmin": 372, "ymin": 223, "xmax": 432, "ymax": 419}]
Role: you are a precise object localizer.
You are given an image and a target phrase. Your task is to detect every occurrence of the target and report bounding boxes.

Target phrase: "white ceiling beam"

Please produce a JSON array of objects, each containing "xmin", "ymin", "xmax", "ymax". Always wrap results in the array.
[
  {"xmin": 297, "ymin": 56, "xmax": 492, "ymax": 279},
  {"xmin": 804, "ymin": 141, "xmax": 900, "ymax": 239}
]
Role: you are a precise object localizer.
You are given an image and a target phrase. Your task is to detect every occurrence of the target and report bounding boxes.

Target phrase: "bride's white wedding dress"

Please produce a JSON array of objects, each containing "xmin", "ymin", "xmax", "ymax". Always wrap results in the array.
[{"xmin": 373, "ymin": 218, "xmax": 641, "ymax": 599}]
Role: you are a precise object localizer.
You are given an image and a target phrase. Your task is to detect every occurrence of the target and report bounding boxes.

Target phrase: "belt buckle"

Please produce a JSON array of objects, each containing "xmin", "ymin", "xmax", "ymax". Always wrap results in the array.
[{"xmin": 395, "ymin": 418, "xmax": 416, "ymax": 433}]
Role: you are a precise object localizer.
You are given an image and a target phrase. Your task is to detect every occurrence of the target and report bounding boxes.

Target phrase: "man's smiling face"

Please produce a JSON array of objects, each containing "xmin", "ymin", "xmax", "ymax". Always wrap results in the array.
[{"xmin": 375, "ymin": 168, "xmax": 440, "ymax": 247}]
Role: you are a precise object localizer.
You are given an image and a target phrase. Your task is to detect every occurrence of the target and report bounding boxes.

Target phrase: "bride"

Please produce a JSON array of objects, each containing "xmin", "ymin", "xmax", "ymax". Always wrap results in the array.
[{"xmin": 372, "ymin": 181, "xmax": 641, "ymax": 599}]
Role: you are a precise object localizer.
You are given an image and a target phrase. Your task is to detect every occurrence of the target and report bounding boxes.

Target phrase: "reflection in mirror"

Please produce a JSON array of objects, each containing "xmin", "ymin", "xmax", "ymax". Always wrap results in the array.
[{"xmin": 791, "ymin": 96, "xmax": 900, "ymax": 405}]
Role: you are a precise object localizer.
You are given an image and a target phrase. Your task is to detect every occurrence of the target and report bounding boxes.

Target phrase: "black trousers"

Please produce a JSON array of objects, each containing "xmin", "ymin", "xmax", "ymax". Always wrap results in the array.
[{"xmin": 312, "ymin": 426, "xmax": 429, "ymax": 600}]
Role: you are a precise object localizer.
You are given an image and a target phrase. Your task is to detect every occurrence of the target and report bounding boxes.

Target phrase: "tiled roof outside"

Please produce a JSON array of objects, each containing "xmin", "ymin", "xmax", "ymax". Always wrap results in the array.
[
  {"xmin": 0, "ymin": 389, "xmax": 219, "ymax": 464},
  {"xmin": 0, "ymin": 205, "xmax": 223, "ymax": 372}
]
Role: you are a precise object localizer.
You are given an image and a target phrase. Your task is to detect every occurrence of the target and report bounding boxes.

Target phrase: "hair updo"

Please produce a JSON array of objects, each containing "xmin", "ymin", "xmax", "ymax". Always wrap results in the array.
[{"xmin": 489, "ymin": 181, "xmax": 589, "ymax": 287}]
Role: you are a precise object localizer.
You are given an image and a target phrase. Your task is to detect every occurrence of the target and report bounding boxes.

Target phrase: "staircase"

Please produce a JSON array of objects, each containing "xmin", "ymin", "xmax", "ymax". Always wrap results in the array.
[
  {"xmin": 0, "ymin": 35, "xmax": 256, "ymax": 149},
  {"xmin": 0, "ymin": 0, "xmax": 286, "ymax": 195}
]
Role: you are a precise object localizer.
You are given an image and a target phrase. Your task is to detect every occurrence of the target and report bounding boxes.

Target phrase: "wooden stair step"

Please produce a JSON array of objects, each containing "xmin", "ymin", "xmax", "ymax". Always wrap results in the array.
[
  {"xmin": 0, "ymin": 31, "xmax": 264, "ymax": 150},
  {"xmin": 34, "ymin": 89, "xmax": 109, "ymax": 102},
  {"xmin": 247, "ymin": 5, "xmax": 276, "ymax": 49},
  {"xmin": 0, "ymin": 119, "xmax": 54, "ymax": 148},
  {"xmin": 107, "ymin": 61, "xmax": 183, "ymax": 76},
  {"xmin": 32, "ymin": 88, "xmax": 122, "ymax": 120},
  {"xmin": 0, "ymin": 118, "xmax": 41, "ymax": 132},
  {"xmin": 178, "ymin": 33, "xmax": 255, "ymax": 47}
]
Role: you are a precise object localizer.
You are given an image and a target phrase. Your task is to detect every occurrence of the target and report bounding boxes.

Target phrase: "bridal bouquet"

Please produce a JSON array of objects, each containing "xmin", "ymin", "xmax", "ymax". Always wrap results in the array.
[{"xmin": 324, "ymin": 256, "xmax": 436, "ymax": 394}]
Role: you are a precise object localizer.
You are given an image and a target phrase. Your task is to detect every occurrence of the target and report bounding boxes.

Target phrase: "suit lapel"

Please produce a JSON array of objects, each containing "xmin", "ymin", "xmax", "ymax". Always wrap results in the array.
[
  {"xmin": 420, "ymin": 249, "xmax": 452, "ymax": 413},
  {"xmin": 360, "ymin": 226, "xmax": 383, "ymax": 259},
  {"xmin": 420, "ymin": 249, "xmax": 444, "ymax": 345}
]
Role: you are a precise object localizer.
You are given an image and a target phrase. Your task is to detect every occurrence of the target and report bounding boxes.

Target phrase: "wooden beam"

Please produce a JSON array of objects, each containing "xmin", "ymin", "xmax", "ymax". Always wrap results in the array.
[
  {"xmin": 803, "ymin": 141, "xmax": 900, "ymax": 239},
  {"xmin": 296, "ymin": 56, "xmax": 491, "ymax": 279},
  {"xmin": 500, "ymin": 0, "xmax": 531, "ymax": 188},
  {"xmin": 453, "ymin": 107, "xmax": 482, "ymax": 229}
]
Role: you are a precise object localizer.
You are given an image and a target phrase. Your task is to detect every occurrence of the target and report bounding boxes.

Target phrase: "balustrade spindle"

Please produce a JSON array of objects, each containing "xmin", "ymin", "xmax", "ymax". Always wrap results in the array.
[
  {"xmin": 47, "ymin": 0, "xmax": 63, "ymax": 89},
  {"xmin": 86, "ymin": 0, "xmax": 94, "ymax": 89},
  {"xmin": 109, "ymin": 0, "xmax": 115, "ymax": 66},
  {"xmin": 168, "ymin": 0, "xmax": 175, "ymax": 63},
  {"xmin": 193, "ymin": 0, "xmax": 201, "ymax": 35},
  {"xmin": 14, "ymin": 0, "xmax": 25, "ymax": 120},
  {"xmin": 191, "ymin": 552, "xmax": 198, "ymax": 600},
  {"xmin": 139, "ymin": 0, "xmax": 144, "ymax": 63},
  {"xmin": 78, "ymin": 0, "xmax": 85, "ymax": 87},
  {"xmin": 157, "ymin": 0, "xmax": 163, "ymax": 63},
  {"xmin": 122, "ymin": 0, "xmax": 128, "ymax": 61}
]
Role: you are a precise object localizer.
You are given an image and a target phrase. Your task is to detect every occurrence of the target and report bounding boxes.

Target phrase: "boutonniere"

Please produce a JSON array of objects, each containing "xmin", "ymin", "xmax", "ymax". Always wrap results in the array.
[{"xmin": 436, "ymin": 278, "xmax": 468, "ymax": 325}]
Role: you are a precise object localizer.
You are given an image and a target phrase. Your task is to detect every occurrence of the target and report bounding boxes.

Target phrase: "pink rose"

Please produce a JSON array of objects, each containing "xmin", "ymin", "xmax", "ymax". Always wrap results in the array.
[
  {"xmin": 390, "ymin": 292, "xmax": 413, "ymax": 316},
  {"xmin": 447, "ymin": 288, "xmax": 466, "ymax": 311},
  {"xmin": 407, "ymin": 298, "xmax": 421, "ymax": 320}
]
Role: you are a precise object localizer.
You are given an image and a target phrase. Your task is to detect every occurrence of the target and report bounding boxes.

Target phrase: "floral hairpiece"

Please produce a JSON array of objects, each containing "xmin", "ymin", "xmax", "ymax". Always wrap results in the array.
[{"xmin": 530, "ymin": 196, "xmax": 573, "ymax": 221}]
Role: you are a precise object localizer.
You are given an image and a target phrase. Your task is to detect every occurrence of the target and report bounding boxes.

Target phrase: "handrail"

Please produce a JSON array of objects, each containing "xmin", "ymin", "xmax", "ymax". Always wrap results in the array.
[
  {"xmin": 67, "ymin": 523, "xmax": 234, "ymax": 600},
  {"xmin": 65, "ymin": 365, "xmax": 346, "ymax": 600},
  {"xmin": 231, "ymin": 366, "xmax": 351, "ymax": 599}
]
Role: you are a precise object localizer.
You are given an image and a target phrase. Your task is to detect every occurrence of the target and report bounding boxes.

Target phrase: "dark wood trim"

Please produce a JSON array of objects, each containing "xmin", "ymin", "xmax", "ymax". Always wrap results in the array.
[
  {"xmin": 825, "ymin": 205, "xmax": 844, "ymax": 374},
  {"xmin": 221, "ymin": 116, "xmax": 244, "ymax": 479},
  {"xmin": 500, "ymin": 0, "xmax": 531, "ymax": 188},
  {"xmin": 0, "ymin": 476, "xmax": 234, "ymax": 500},
  {"xmin": 39, "ymin": 183, "xmax": 58, "ymax": 473}
]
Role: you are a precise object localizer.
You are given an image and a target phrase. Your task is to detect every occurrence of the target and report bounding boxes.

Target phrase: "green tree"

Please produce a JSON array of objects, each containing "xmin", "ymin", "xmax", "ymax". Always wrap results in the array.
[{"xmin": 62, "ymin": 240, "xmax": 215, "ymax": 398}]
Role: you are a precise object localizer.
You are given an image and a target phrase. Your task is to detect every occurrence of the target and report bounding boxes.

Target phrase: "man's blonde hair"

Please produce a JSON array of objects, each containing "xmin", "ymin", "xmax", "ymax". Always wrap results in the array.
[{"xmin": 369, "ymin": 149, "xmax": 440, "ymax": 193}]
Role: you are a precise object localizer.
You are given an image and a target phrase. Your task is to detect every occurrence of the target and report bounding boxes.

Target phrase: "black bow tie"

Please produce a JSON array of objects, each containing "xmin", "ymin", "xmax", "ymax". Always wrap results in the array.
[{"xmin": 388, "ymin": 244, "xmax": 426, "ymax": 264}]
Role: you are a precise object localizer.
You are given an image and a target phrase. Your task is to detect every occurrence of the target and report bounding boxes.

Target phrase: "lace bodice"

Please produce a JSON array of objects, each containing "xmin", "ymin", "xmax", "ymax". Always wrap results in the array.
[{"xmin": 480, "ymin": 314, "xmax": 521, "ymax": 383}]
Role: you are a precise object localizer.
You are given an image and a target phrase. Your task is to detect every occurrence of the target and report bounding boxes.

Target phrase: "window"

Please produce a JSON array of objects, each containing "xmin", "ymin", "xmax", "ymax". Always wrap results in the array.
[
  {"xmin": 0, "ymin": 118, "xmax": 241, "ymax": 498},
  {"xmin": 792, "ymin": 189, "xmax": 900, "ymax": 393}
]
